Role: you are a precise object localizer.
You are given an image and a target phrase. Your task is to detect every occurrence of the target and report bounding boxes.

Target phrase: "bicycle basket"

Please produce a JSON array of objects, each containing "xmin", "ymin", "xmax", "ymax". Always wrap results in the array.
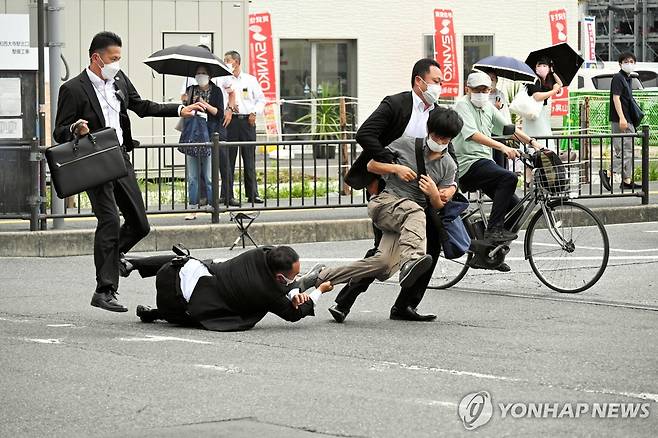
[{"xmin": 533, "ymin": 151, "xmax": 583, "ymax": 197}]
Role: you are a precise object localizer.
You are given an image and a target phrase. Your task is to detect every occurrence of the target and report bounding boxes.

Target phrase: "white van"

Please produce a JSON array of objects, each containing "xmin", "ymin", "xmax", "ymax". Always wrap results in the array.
[{"xmin": 574, "ymin": 68, "xmax": 644, "ymax": 91}]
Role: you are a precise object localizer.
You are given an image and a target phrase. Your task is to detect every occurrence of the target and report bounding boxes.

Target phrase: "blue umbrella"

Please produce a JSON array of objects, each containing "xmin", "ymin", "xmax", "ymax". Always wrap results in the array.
[{"xmin": 473, "ymin": 55, "xmax": 537, "ymax": 83}]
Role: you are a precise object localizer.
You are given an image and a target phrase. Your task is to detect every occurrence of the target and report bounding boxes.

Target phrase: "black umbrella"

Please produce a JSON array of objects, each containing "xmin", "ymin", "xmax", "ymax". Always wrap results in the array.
[
  {"xmin": 143, "ymin": 44, "xmax": 232, "ymax": 78},
  {"xmin": 525, "ymin": 43, "xmax": 584, "ymax": 85}
]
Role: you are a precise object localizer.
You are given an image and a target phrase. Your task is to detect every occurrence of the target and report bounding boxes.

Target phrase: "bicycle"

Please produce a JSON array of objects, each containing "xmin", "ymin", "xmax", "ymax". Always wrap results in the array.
[{"xmin": 431, "ymin": 139, "xmax": 610, "ymax": 294}]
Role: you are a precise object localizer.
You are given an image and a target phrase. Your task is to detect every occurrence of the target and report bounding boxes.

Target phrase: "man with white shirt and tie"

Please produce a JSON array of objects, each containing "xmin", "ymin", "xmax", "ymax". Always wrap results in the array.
[
  {"xmin": 336, "ymin": 58, "xmax": 459, "ymax": 323},
  {"xmin": 53, "ymin": 31, "xmax": 203, "ymax": 313},
  {"xmin": 223, "ymin": 50, "xmax": 267, "ymax": 205}
]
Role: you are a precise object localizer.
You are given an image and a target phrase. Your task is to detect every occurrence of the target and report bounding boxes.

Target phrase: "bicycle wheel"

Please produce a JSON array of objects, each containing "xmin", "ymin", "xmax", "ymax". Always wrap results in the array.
[
  {"xmin": 525, "ymin": 200, "xmax": 609, "ymax": 293},
  {"xmin": 429, "ymin": 252, "xmax": 471, "ymax": 289}
]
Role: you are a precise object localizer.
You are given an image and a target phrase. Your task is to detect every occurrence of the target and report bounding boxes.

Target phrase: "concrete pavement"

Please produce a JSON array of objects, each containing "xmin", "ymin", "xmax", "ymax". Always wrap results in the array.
[{"xmin": 1, "ymin": 221, "xmax": 657, "ymax": 437}]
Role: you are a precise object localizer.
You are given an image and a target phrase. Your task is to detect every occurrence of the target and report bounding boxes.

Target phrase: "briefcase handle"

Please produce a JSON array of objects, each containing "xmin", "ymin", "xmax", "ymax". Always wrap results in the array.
[{"xmin": 72, "ymin": 132, "xmax": 98, "ymax": 154}]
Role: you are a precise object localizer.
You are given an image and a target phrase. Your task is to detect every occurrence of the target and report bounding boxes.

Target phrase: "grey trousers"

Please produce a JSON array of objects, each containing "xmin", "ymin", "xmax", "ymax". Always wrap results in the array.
[
  {"xmin": 610, "ymin": 122, "xmax": 635, "ymax": 179},
  {"xmin": 317, "ymin": 192, "xmax": 427, "ymax": 286}
]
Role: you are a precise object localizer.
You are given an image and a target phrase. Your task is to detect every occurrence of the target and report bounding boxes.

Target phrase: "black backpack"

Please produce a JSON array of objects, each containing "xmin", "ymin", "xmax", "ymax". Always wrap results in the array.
[{"xmin": 533, "ymin": 149, "xmax": 568, "ymax": 195}]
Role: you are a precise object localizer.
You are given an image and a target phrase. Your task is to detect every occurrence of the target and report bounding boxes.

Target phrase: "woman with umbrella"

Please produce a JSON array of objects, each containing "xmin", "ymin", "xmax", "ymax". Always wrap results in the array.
[
  {"xmin": 178, "ymin": 64, "xmax": 228, "ymax": 220},
  {"xmin": 523, "ymin": 57, "xmax": 563, "ymax": 151}
]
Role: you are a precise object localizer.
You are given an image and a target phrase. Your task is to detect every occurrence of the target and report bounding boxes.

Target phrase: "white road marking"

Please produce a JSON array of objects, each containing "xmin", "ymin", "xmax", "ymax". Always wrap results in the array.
[
  {"xmin": 47, "ymin": 324, "xmax": 75, "ymax": 327},
  {"xmin": 119, "ymin": 335, "xmax": 212, "ymax": 345},
  {"xmin": 27, "ymin": 338, "xmax": 61, "ymax": 344},
  {"xmin": 372, "ymin": 360, "xmax": 658, "ymax": 402},
  {"xmin": 194, "ymin": 364, "xmax": 243, "ymax": 374},
  {"xmin": 0, "ymin": 317, "xmax": 31, "ymax": 323}
]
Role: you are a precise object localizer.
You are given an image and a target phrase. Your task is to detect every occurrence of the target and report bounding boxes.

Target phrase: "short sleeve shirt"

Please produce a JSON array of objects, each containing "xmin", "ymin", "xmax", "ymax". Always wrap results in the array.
[
  {"xmin": 452, "ymin": 96, "xmax": 507, "ymax": 177},
  {"xmin": 382, "ymin": 135, "xmax": 457, "ymax": 207},
  {"xmin": 609, "ymin": 71, "xmax": 633, "ymax": 123}
]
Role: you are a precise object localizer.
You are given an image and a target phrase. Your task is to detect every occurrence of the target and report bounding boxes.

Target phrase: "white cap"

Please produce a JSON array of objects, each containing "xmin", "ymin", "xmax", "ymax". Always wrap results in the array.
[{"xmin": 466, "ymin": 71, "xmax": 492, "ymax": 88}]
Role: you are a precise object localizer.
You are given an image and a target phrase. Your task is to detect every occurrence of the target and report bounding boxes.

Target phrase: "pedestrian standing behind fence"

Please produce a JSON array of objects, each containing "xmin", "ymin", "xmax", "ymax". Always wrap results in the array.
[
  {"xmin": 486, "ymin": 71, "xmax": 511, "ymax": 169},
  {"xmin": 53, "ymin": 31, "xmax": 202, "ymax": 313},
  {"xmin": 222, "ymin": 50, "xmax": 266, "ymax": 206},
  {"xmin": 600, "ymin": 51, "xmax": 643, "ymax": 191},
  {"xmin": 178, "ymin": 65, "xmax": 228, "ymax": 220}
]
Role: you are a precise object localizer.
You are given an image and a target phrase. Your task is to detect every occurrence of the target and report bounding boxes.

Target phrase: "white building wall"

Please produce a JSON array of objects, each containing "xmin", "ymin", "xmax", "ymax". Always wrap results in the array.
[{"xmin": 249, "ymin": 0, "xmax": 580, "ymax": 122}]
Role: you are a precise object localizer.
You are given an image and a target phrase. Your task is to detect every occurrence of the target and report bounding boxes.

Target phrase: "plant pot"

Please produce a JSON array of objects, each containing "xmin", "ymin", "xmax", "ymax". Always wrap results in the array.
[{"xmin": 313, "ymin": 144, "xmax": 336, "ymax": 159}]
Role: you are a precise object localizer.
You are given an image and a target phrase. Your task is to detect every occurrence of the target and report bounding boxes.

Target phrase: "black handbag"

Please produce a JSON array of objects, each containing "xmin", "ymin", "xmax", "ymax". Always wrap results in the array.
[
  {"xmin": 623, "ymin": 76, "xmax": 645, "ymax": 127},
  {"xmin": 45, "ymin": 127, "xmax": 128, "ymax": 198}
]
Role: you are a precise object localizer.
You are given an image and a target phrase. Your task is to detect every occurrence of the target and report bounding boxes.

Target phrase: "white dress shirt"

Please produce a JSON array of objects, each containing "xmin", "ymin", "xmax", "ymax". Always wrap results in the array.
[
  {"xmin": 180, "ymin": 76, "xmax": 235, "ymax": 109},
  {"xmin": 178, "ymin": 259, "xmax": 212, "ymax": 303},
  {"xmin": 403, "ymin": 91, "xmax": 434, "ymax": 138},
  {"xmin": 231, "ymin": 71, "xmax": 266, "ymax": 115},
  {"xmin": 86, "ymin": 68, "xmax": 124, "ymax": 145}
]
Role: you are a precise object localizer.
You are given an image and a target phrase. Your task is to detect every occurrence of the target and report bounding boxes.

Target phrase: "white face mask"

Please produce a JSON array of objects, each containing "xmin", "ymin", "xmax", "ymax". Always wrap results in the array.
[
  {"xmin": 195, "ymin": 74, "xmax": 210, "ymax": 87},
  {"xmin": 96, "ymin": 56, "xmax": 121, "ymax": 80},
  {"xmin": 470, "ymin": 92, "xmax": 490, "ymax": 108},
  {"xmin": 427, "ymin": 136, "xmax": 449, "ymax": 153},
  {"xmin": 621, "ymin": 62, "xmax": 636, "ymax": 74},
  {"xmin": 420, "ymin": 78, "xmax": 442, "ymax": 105}
]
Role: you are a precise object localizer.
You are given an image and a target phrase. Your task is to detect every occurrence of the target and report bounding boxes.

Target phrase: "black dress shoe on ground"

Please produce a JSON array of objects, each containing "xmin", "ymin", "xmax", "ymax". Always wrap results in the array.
[
  {"xmin": 292, "ymin": 263, "xmax": 326, "ymax": 292},
  {"xmin": 328, "ymin": 304, "xmax": 350, "ymax": 323},
  {"xmin": 249, "ymin": 197, "xmax": 264, "ymax": 204},
  {"xmin": 90, "ymin": 290, "xmax": 128, "ymax": 312},
  {"xmin": 484, "ymin": 227, "xmax": 518, "ymax": 242},
  {"xmin": 599, "ymin": 169, "xmax": 612, "ymax": 192},
  {"xmin": 228, "ymin": 198, "xmax": 241, "ymax": 207},
  {"xmin": 136, "ymin": 305, "xmax": 159, "ymax": 323},
  {"xmin": 495, "ymin": 262, "xmax": 511, "ymax": 272},
  {"xmin": 620, "ymin": 181, "xmax": 642, "ymax": 190},
  {"xmin": 119, "ymin": 253, "xmax": 133, "ymax": 278},
  {"xmin": 398, "ymin": 254, "xmax": 433, "ymax": 289},
  {"xmin": 390, "ymin": 305, "xmax": 436, "ymax": 322}
]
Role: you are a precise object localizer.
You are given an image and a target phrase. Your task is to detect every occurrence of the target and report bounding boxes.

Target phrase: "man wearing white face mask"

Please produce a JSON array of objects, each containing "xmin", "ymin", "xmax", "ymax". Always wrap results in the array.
[
  {"xmin": 54, "ymin": 31, "xmax": 204, "ymax": 313},
  {"xmin": 454, "ymin": 71, "xmax": 541, "ymax": 249},
  {"xmin": 315, "ymin": 109, "xmax": 462, "ymax": 310},
  {"xmin": 600, "ymin": 51, "xmax": 643, "ymax": 191}
]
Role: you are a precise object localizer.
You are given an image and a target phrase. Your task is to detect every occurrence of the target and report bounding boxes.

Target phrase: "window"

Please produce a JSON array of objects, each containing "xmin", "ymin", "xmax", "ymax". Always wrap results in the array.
[
  {"xmin": 463, "ymin": 35, "xmax": 493, "ymax": 81},
  {"xmin": 423, "ymin": 34, "xmax": 434, "ymax": 60}
]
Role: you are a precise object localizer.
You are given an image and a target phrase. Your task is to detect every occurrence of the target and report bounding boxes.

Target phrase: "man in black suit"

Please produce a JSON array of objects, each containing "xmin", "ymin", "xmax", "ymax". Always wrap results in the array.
[
  {"xmin": 335, "ymin": 58, "xmax": 456, "ymax": 323},
  {"xmin": 123, "ymin": 246, "xmax": 332, "ymax": 331},
  {"xmin": 53, "ymin": 31, "xmax": 203, "ymax": 313}
]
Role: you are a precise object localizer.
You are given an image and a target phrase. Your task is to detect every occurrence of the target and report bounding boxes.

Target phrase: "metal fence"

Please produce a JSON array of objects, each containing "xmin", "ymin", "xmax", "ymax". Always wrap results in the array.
[{"xmin": 0, "ymin": 127, "xmax": 651, "ymax": 231}]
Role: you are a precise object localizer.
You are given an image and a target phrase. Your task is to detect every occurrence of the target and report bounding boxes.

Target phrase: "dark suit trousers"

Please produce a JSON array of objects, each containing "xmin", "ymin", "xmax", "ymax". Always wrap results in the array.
[
  {"xmin": 130, "ymin": 255, "xmax": 176, "ymax": 278},
  {"xmin": 224, "ymin": 117, "xmax": 258, "ymax": 200},
  {"xmin": 86, "ymin": 153, "xmax": 150, "ymax": 292},
  {"xmin": 334, "ymin": 209, "xmax": 441, "ymax": 311}
]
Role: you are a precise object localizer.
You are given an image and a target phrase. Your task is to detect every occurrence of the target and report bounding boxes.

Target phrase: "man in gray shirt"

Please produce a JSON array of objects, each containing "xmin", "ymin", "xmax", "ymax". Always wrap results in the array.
[{"xmin": 313, "ymin": 108, "xmax": 462, "ymax": 292}]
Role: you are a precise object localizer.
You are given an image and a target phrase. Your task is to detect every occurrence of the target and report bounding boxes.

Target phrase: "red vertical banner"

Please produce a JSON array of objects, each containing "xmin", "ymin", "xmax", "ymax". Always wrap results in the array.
[
  {"xmin": 248, "ymin": 12, "xmax": 279, "ymax": 137},
  {"xmin": 433, "ymin": 9, "xmax": 459, "ymax": 97},
  {"xmin": 548, "ymin": 9, "xmax": 569, "ymax": 116}
]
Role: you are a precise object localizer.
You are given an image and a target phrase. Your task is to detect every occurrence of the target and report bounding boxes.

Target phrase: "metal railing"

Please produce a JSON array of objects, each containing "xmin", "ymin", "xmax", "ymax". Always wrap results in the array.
[{"xmin": 0, "ymin": 127, "xmax": 651, "ymax": 231}]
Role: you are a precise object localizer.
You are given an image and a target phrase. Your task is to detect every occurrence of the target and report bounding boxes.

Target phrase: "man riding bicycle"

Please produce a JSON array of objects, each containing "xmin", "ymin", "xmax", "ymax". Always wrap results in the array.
[{"xmin": 453, "ymin": 72, "xmax": 541, "ymax": 260}]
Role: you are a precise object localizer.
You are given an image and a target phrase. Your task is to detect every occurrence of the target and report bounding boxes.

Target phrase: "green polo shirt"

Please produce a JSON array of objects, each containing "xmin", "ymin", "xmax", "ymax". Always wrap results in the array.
[{"xmin": 453, "ymin": 96, "xmax": 507, "ymax": 177}]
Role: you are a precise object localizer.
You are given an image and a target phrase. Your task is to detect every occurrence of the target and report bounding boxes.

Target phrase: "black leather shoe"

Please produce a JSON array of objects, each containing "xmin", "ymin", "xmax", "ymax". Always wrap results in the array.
[
  {"xmin": 328, "ymin": 304, "xmax": 350, "ymax": 323},
  {"xmin": 228, "ymin": 198, "xmax": 241, "ymax": 207},
  {"xmin": 620, "ymin": 181, "xmax": 642, "ymax": 190},
  {"xmin": 398, "ymin": 255, "xmax": 433, "ymax": 289},
  {"xmin": 390, "ymin": 305, "xmax": 436, "ymax": 322},
  {"xmin": 249, "ymin": 197, "xmax": 264, "ymax": 204},
  {"xmin": 484, "ymin": 227, "xmax": 518, "ymax": 242},
  {"xmin": 136, "ymin": 305, "xmax": 158, "ymax": 323},
  {"xmin": 292, "ymin": 263, "xmax": 326, "ymax": 292},
  {"xmin": 599, "ymin": 169, "xmax": 612, "ymax": 191},
  {"xmin": 495, "ymin": 262, "xmax": 511, "ymax": 272},
  {"xmin": 91, "ymin": 290, "xmax": 128, "ymax": 312},
  {"xmin": 119, "ymin": 253, "xmax": 133, "ymax": 278}
]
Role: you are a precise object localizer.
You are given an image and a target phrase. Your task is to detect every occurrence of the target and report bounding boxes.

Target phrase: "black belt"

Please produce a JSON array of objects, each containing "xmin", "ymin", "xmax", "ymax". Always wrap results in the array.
[{"xmin": 234, "ymin": 114, "xmax": 251, "ymax": 120}]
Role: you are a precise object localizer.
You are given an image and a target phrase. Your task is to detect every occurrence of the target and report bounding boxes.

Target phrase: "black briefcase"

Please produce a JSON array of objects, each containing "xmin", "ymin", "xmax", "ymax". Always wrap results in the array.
[{"xmin": 46, "ymin": 128, "xmax": 128, "ymax": 198}]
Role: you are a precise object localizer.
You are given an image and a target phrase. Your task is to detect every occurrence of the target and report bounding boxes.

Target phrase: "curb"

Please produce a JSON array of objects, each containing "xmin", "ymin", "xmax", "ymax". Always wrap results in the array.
[{"xmin": 0, "ymin": 205, "xmax": 656, "ymax": 257}]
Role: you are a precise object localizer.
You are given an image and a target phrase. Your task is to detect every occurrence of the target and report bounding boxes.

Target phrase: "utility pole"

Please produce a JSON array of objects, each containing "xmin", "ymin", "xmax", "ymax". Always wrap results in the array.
[
  {"xmin": 47, "ymin": 0, "xmax": 65, "ymax": 229},
  {"xmin": 608, "ymin": 0, "xmax": 614, "ymax": 61}
]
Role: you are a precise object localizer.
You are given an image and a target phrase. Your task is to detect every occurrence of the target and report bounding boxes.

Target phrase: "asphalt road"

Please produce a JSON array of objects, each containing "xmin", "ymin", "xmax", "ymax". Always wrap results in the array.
[{"xmin": 0, "ymin": 222, "xmax": 657, "ymax": 437}]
